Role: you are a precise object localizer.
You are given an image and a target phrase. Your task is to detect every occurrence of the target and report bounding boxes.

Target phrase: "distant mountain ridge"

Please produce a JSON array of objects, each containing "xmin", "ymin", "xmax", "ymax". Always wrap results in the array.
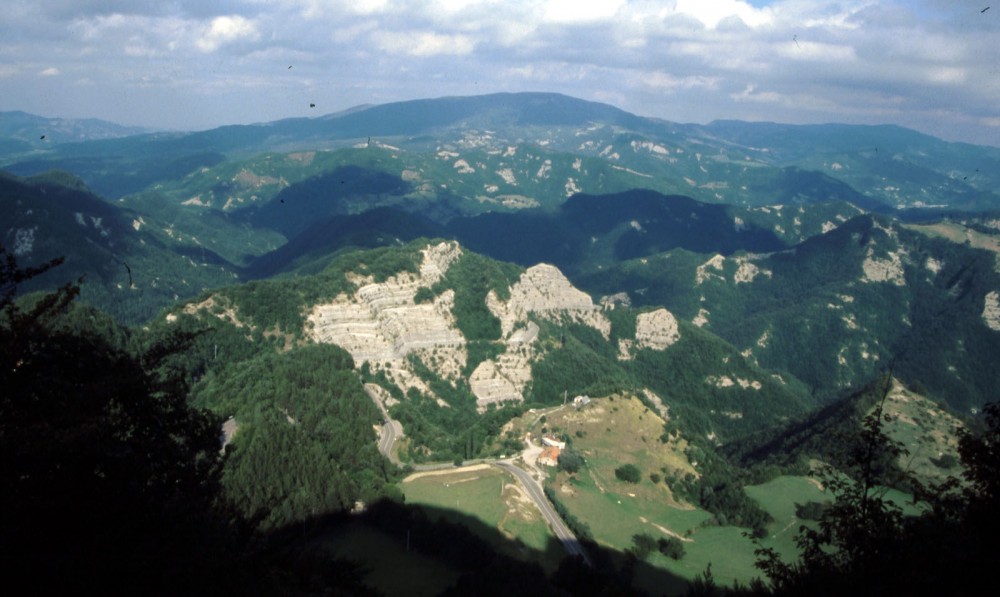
[
  {"xmin": 0, "ymin": 111, "xmax": 150, "ymax": 153},
  {"xmin": 4, "ymin": 92, "xmax": 998, "ymax": 210}
]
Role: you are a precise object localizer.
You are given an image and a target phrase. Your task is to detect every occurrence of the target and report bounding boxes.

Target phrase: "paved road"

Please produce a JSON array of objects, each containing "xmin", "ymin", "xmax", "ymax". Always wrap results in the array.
[
  {"xmin": 364, "ymin": 384, "xmax": 403, "ymax": 466},
  {"xmin": 378, "ymin": 417, "xmax": 400, "ymax": 457},
  {"xmin": 364, "ymin": 384, "xmax": 589, "ymax": 565},
  {"xmin": 494, "ymin": 461, "xmax": 592, "ymax": 566}
]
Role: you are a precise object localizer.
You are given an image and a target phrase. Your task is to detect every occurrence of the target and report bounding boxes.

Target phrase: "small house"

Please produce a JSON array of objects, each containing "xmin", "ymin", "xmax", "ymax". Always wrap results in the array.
[
  {"xmin": 541, "ymin": 435, "xmax": 566, "ymax": 449},
  {"xmin": 538, "ymin": 446, "xmax": 561, "ymax": 467}
]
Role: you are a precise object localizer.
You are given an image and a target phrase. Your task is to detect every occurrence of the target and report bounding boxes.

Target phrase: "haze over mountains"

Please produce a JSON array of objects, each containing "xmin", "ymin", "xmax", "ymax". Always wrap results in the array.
[{"xmin": 4, "ymin": 92, "xmax": 1000, "ymax": 593}]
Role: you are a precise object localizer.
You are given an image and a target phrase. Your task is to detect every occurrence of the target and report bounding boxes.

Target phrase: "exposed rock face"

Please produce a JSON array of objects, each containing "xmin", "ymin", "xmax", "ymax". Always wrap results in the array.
[
  {"xmin": 306, "ymin": 245, "xmax": 605, "ymax": 411},
  {"xmin": 696, "ymin": 254, "xmax": 726, "ymax": 285},
  {"xmin": 641, "ymin": 388, "xmax": 669, "ymax": 421},
  {"xmin": 309, "ymin": 288, "xmax": 464, "ymax": 361},
  {"xmin": 478, "ymin": 263, "xmax": 608, "ymax": 409},
  {"xmin": 469, "ymin": 330, "xmax": 538, "ymax": 410},
  {"xmin": 862, "ymin": 246, "xmax": 907, "ymax": 286},
  {"xmin": 307, "ymin": 242, "xmax": 466, "ymax": 366},
  {"xmin": 732, "ymin": 255, "xmax": 772, "ymax": 284},
  {"xmin": 600, "ymin": 292, "xmax": 631, "ymax": 309},
  {"xmin": 488, "ymin": 263, "xmax": 610, "ymax": 338},
  {"xmin": 470, "ymin": 358, "xmax": 525, "ymax": 409},
  {"xmin": 635, "ymin": 308, "xmax": 681, "ymax": 351},
  {"xmin": 182, "ymin": 296, "xmax": 253, "ymax": 329},
  {"xmin": 983, "ymin": 291, "xmax": 1000, "ymax": 331}
]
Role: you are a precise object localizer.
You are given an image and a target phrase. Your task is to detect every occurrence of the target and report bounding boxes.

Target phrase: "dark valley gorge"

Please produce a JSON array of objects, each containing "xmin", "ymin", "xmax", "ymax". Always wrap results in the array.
[{"xmin": 3, "ymin": 92, "xmax": 1000, "ymax": 595}]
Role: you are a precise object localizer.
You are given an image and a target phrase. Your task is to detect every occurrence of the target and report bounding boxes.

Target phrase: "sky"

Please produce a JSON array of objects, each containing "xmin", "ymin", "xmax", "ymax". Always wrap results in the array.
[{"xmin": 1, "ymin": 0, "xmax": 998, "ymax": 146}]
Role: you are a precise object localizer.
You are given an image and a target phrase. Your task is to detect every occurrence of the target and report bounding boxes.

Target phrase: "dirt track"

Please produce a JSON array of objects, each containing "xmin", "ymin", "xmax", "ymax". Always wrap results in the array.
[{"xmin": 401, "ymin": 463, "xmax": 492, "ymax": 483}]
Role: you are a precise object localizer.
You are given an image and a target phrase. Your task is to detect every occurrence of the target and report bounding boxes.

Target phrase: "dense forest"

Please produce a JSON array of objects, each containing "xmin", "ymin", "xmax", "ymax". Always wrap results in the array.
[{"xmin": 5, "ymin": 234, "xmax": 1000, "ymax": 595}]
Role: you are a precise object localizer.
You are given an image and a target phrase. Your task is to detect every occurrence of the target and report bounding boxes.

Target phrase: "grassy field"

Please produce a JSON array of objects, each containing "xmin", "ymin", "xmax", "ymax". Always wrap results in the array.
[
  {"xmin": 509, "ymin": 396, "xmax": 824, "ymax": 589},
  {"xmin": 745, "ymin": 475, "xmax": 827, "ymax": 559},
  {"xmin": 396, "ymin": 393, "xmax": 946, "ymax": 593},
  {"xmin": 319, "ymin": 521, "xmax": 459, "ymax": 597},
  {"xmin": 401, "ymin": 465, "xmax": 564, "ymax": 572},
  {"xmin": 905, "ymin": 221, "xmax": 1000, "ymax": 254},
  {"xmin": 880, "ymin": 382, "xmax": 964, "ymax": 486},
  {"xmin": 520, "ymin": 396, "xmax": 913, "ymax": 592}
]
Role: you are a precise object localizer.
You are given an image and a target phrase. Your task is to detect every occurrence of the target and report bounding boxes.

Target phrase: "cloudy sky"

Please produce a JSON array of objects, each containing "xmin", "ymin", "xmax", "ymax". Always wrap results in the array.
[{"xmin": 2, "ymin": 0, "xmax": 998, "ymax": 145}]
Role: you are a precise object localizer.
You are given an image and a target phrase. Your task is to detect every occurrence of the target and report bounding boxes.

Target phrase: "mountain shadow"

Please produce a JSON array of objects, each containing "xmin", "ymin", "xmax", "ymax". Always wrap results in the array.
[
  {"xmin": 245, "ymin": 207, "xmax": 443, "ymax": 278},
  {"xmin": 246, "ymin": 165, "xmax": 414, "ymax": 238},
  {"xmin": 446, "ymin": 189, "xmax": 788, "ymax": 276},
  {"xmin": 265, "ymin": 497, "xmax": 691, "ymax": 596}
]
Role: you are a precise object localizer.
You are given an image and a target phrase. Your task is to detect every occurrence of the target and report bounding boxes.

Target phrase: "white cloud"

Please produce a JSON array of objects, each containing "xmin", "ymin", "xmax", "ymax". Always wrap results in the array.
[
  {"xmin": 925, "ymin": 67, "xmax": 966, "ymax": 85},
  {"xmin": 543, "ymin": 0, "xmax": 625, "ymax": 23},
  {"xmin": 197, "ymin": 15, "xmax": 259, "ymax": 53},
  {"xmin": 674, "ymin": 0, "xmax": 773, "ymax": 29},
  {"xmin": 639, "ymin": 71, "xmax": 720, "ymax": 92},
  {"xmin": 331, "ymin": 20, "xmax": 379, "ymax": 44},
  {"xmin": 731, "ymin": 83, "xmax": 782, "ymax": 104},
  {"xmin": 371, "ymin": 30, "xmax": 476, "ymax": 56},
  {"xmin": 1, "ymin": 0, "xmax": 997, "ymax": 145},
  {"xmin": 40, "ymin": 67, "xmax": 61, "ymax": 76},
  {"xmin": 346, "ymin": 0, "xmax": 391, "ymax": 16},
  {"xmin": 776, "ymin": 40, "xmax": 858, "ymax": 63}
]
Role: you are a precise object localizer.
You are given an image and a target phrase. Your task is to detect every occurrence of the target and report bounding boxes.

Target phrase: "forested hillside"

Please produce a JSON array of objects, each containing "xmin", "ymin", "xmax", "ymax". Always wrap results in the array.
[{"xmin": 4, "ymin": 92, "xmax": 1000, "ymax": 595}]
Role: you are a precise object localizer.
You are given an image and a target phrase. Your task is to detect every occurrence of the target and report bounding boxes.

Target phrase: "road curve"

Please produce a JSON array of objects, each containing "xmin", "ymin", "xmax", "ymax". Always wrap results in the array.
[
  {"xmin": 364, "ymin": 387, "xmax": 590, "ymax": 565},
  {"xmin": 494, "ymin": 461, "xmax": 592, "ymax": 566},
  {"xmin": 364, "ymin": 384, "xmax": 403, "ymax": 466}
]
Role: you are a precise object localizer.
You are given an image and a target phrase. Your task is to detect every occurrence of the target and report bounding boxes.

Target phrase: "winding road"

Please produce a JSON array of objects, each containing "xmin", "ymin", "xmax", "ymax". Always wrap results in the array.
[
  {"xmin": 493, "ymin": 461, "xmax": 593, "ymax": 566},
  {"xmin": 367, "ymin": 384, "xmax": 590, "ymax": 565},
  {"xmin": 365, "ymin": 384, "xmax": 403, "ymax": 466}
]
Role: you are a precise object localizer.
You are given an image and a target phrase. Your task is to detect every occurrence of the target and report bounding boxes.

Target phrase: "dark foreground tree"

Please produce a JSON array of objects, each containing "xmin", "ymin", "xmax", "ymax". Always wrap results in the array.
[
  {"xmin": 748, "ymin": 374, "xmax": 1000, "ymax": 596},
  {"xmin": 0, "ymin": 246, "xmax": 248, "ymax": 595}
]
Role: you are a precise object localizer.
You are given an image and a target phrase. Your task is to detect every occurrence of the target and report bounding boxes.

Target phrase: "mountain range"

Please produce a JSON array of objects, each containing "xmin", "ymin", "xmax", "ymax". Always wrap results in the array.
[{"xmin": 4, "ymin": 92, "xmax": 1000, "ymax": 592}]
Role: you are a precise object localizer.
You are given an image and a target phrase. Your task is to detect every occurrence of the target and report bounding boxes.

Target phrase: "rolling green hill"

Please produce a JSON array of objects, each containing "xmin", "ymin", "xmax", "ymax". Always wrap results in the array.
[
  {"xmin": 5, "ymin": 93, "xmax": 999, "ymax": 212},
  {"xmin": 0, "ymin": 171, "xmax": 242, "ymax": 323},
  {"xmin": 577, "ymin": 213, "xmax": 1000, "ymax": 411}
]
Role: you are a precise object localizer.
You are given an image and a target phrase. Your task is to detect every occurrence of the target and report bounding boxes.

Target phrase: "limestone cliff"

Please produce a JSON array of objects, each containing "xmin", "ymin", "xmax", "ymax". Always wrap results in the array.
[{"xmin": 306, "ymin": 245, "xmax": 611, "ymax": 410}]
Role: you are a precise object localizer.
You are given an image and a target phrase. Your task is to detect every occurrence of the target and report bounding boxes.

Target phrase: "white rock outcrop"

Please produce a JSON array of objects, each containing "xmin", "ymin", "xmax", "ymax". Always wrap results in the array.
[
  {"xmin": 307, "ymin": 245, "xmax": 609, "ymax": 412},
  {"xmin": 732, "ymin": 255, "xmax": 772, "ymax": 284},
  {"xmin": 472, "ymin": 264, "xmax": 609, "ymax": 409},
  {"xmin": 983, "ymin": 291, "xmax": 1000, "ymax": 331},
  {"xmin": 470, "ymin": 358, "xmax": 525, "ymax": 408},
  {"xmin": 307, "ymin": 242, "xmax": 466, "ymax": 365},
  {"xmin": 861, "ymin": 247, "xmax": 906, "ymax": 286},
  {"xmin": 634, "ymin": 308, "xmax": 681, "ymax": 351},
  {"xmin": 487, "ymin": 264, "xmax": 609, "ymax": 338},
  {"xmin": 696, "ymin": 254, "xmax": 726, "ymax": 285}
]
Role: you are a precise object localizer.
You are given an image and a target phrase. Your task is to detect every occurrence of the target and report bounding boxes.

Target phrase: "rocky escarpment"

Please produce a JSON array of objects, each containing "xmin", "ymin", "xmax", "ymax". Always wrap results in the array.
[
  {"xmin": 618, "ymin": 308, "xmax": 681, "ymax": 360},
  {"xmin": 307, "ymin": 242, "xmax": 467, "ymax": 393},
  {"xmin": 306, "ymin": 245, "xmax": 613, "ymax": 410},
  {"xmin": 984, "ymin": 291, "xmax": 1000, "ymax": 331},
  {"xmin": 487, "ymin": 264, "xmax": 610, "ymax": 338},
  {"xmin": 470, "ymin": 265, "xmax": 611, "ymax": 409}
]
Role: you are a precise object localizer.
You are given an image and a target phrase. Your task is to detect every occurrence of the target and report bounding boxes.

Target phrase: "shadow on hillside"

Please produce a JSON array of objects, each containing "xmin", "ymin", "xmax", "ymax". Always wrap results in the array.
[{"xmin": 264, "ymin": 498, "xmax": 690, "ymax": 596}]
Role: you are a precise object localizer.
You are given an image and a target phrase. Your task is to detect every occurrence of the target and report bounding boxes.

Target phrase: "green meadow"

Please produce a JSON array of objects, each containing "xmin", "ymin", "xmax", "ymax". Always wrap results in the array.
[{"xmin": 401, "ymin": 465, "xmax": 564, "ymax": 572}]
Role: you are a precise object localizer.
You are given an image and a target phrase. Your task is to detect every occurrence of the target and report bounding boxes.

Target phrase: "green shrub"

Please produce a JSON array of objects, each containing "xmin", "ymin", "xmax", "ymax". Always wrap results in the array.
[
  {"xmin": 615, "ymin": 464, "xmax": 641, "ymax": 483},
  {"xmin": 414, "ymin": 286, "xmax": 435, "ymax": 304},
  {"xmin": 658, "ymin": 537, "xmax": 686, "ymax": 560},
  {"xmin": 558, "ymin": 449, "xmax": 585, "ymax": 474},
  {"xmin": 630, "ymin": 533, "xmax": 658, "ymax": 560}
]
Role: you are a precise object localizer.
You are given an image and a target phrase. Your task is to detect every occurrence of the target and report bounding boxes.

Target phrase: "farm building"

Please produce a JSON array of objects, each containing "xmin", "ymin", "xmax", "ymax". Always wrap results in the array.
[
  {"xmin": 541, "ymin": 436, "xmax": 566, "ymax": 449},
  {"xmin": 538, "ymin": 446, "xmax": 561, "ymax": 467}
]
